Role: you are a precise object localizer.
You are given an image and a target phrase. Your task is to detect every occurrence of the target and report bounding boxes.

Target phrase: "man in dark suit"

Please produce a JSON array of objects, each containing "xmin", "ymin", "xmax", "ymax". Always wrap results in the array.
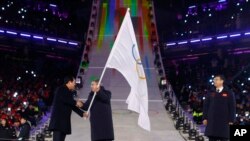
[
  {"xmin": 49, "ymin": 76, "xmax": 84, "ymax": 141},
  {"xmin": 203, "ymin": 75, "xmax": 236, "ymax": 141},
  {"xmin": 82, "ymin": 79, "xmax": 114, "ymax": 141},
  {"xmin": 18, "ymin": 116, "xmax": 31, "ymax": 141}
]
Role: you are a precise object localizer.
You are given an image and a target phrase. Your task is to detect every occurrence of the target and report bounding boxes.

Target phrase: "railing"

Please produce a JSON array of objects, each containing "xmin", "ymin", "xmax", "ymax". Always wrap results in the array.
[
  {"xmin": 77, "ymin": 0, "xmax": 101, "ymax": 78},
  {"xmin": 151, "ymin": 1, "xmax": 207, "ymax": 140}
]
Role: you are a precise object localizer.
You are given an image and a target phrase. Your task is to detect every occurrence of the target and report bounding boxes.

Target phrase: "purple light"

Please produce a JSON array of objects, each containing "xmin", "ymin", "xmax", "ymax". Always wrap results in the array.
[
  {"xmin": 178, "ymin": 41, "xmax": 188, "ymax": 45},
  {"xmin": 190, "ymin": 39, "xmax": 200, "ymax": 43},
  {"xmin": 218, "ymin": 0, "xmax": 226, "ymax": 3},
  {"xmin": 229, "ymin": 33, "xmax": 241, "ymax": 37},
  {"xmin": 189, "ymin": 5, "xmax": 196, "ymax": 9},
  {"xmin": 68, "ymin": 42, "xmax": 78, "ymax": 46},
  {"xmin": 6, "ymin": 31, "xmax": 17, "ymax": 35},
  {"xmin": 49, "ymin": 4, "xmax": 57, "ymax": 7},
  {"xmin": 217, "ymin": 35, "xmax": 228, "ymax": 39},
  {"xmin": 47, "ymin": 37, "xmax": 57, "ymax": 42},
  {"xmin": 166, "ymin": 43, "xmax": 176, "ymax": 46},
  {"xmin": 244, "ymin": 32, "xmax": 250, "ymax": 35},
  {"xmin": 20, "ymin": 33, "xmax": 31, "ymax": 37},
  {"xmin": 33, "ymin": 35, "xmax": 43, "ymax": 40},
  {"xmin": 58, "ymin": 40, "xmax": 67, "ymax": 44},
  {"xmin": 0, "ymin": 30, "xmax": 4, "ymax": 33},
  {"xmin": 201, "ymin": 38, "xmax": 212, "ymax": 41}
]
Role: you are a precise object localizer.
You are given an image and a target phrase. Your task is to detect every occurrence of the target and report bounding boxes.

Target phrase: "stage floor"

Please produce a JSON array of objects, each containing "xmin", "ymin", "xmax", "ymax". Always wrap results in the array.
[{"xmin": 66, "ymin": 99, "xmax": 185, "ymax": 141}]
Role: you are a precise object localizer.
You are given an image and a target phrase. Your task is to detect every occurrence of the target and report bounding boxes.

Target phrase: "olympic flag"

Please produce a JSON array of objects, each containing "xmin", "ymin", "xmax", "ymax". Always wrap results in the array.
[{"xmin": 106, "ymin": 9, "xmax": 150, "ymax": 131}]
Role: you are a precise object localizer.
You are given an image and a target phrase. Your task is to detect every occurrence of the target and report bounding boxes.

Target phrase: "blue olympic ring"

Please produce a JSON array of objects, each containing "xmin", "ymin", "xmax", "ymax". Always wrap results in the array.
[{"xmin": 132, "ymin": 44, "xmax": 142, "ymax": 65}]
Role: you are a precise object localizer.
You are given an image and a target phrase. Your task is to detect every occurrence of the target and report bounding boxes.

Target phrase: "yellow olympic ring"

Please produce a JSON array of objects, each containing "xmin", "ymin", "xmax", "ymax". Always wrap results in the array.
[{"xmin": 135, "ymin": 58, "xmax": 146, "ymax": 80}]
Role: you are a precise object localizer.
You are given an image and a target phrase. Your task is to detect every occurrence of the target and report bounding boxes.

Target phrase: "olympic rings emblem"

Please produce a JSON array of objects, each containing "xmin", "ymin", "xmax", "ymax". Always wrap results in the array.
[{"xmin": 132, "ymin": 44, "xmax": 146, "ymax": 80}]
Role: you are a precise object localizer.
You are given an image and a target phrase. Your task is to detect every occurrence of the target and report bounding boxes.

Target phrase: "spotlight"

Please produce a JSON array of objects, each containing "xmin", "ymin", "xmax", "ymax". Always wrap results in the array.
[
  {"xmin": 195, "ymin": 135, "xmax": 204, "ymax": 141},
  {"xmin": 43, "ymin": 18, "xmax": 46, "ymax": 21},
  {"xmin": 197, "ymin": 21, "xmax": 200, "ymax": 24},
  {"xmin": 241, "ymin": 83, "xmax": 244, "ymax": 86},
  {"xmin": 165, "ymin": 99, "xmax": 173, "ymax": 111},
  {"xmin": 202, "ymin": 97, "xmax": 205, "ymax": 100},
  {"xmin": 209, "ymin": 79, "xmax": 212, "ymax": 82},
  {"xmin": 2, "ymin": 7, "xmax": 5, "ymax": 10},
  {"xmin": 8, "ymin": 107, "xmax": 11, "ymax": 111},
  {"xmin": 33, "ymin": 74, "xmax": 37, "ymax": 77},
  {"xmin": 31, "ymin": 71, "xmax": 34, "ymax": 74},
  {"xmin": 25, "ymin": 70, "xmax": 28, "ymax": 73},
  {"xmin": 18, "ymin": 11, "xmax": 21, "ymax": 14},
  {"xmin": 175, "ymin": 117, "xmax": 184, "ymax": 130},
  {"xmin": 189, "ymin": 129, "xmax": 197, "ymax": 140},
  {"xmin": 248, "ymin": 77, "xmax": 250, "ymax": 81},
  {"xmin": 183, "ymin": 122, "xmax": 191, "ymax": 133},
  {"xmin": 36, "ymin": 133, "xmax": 45, "ymax": 141},
  {"xmin": 22, "ymin": 15, "xmax": 24, "ymax": 19}
]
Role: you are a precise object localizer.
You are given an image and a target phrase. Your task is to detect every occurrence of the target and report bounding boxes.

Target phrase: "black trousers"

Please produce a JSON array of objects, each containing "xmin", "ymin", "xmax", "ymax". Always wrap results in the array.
[
  {"xmin": 95, "ymin": 140, "xmax": 113, "ymax": 141},
  {"xmin": 95, "ymin": 139, "xmax": 113, "ymax": 141},
  {"xmin": 53, "ymin": 131, "xmax": 66, "ymax": 141},
  {"xmin": 209, "ymin": 136, "xmax": 228, "ymax": 141}
]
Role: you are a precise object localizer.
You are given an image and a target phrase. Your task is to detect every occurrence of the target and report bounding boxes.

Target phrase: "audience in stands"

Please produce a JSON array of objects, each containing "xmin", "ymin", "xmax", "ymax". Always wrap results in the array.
[
  {"xmin": 157, "ymin": 1, "xmax": 250, "ymax": 41},
  {"xmin": 0, "ymin": 51, "xmax": 78, "ymax": 140}
]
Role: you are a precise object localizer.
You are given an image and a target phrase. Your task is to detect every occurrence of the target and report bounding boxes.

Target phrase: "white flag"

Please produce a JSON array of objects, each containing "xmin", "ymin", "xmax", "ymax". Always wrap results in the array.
[{"xmin": 106, "ymin": 9, "xmax": 150, "ymax": 131}]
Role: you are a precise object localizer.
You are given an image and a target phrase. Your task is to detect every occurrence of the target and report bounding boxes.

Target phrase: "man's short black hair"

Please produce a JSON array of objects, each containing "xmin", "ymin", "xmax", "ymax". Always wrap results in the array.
[
  {"xmin": 214, "ymin": 74, "xmax": 226, "ymax": 81},
  {"xmin": 64, "ymin": 76, "xmax": 75, "ymax": 84}
]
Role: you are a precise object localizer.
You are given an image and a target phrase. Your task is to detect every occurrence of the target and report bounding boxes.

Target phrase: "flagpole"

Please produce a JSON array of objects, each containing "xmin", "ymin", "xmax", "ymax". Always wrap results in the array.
[
  {"xmin": 85, "ymin": 8, "xmax": 130, "ymax": 116},
  {"xmin": 85, "ymin": 64, "xmax": 107, "ymax": 115}
]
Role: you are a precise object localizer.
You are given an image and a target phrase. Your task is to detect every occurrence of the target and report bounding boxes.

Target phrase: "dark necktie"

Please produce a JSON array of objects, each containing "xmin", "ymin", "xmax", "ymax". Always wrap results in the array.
[{"xmin": 216, "ymin": 89, "xmax": 220, "ymax": 93}]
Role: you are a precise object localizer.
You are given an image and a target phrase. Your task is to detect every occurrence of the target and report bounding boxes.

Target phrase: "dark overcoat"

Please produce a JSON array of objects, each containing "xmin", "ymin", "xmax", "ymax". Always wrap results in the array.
[
  {"xmin": 49, "ymin": 85, "xmax": 83, "ymax": 134},
  {"xmin": 203, "ymin": 87, "xmax": 236, "ymax": 138},
  {"xmin": 83, "ymin": 86, "xmax": 114, "ymax": 141}
]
